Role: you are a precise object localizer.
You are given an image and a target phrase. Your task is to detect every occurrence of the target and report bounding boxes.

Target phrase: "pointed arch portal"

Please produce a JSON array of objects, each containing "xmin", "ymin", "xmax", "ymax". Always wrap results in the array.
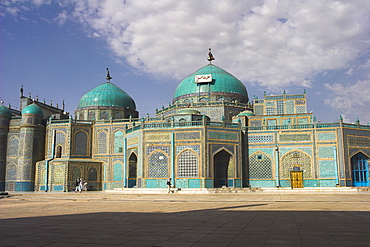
[
  {"xmin": 214, "ymin": 150, "xmax": 232, "ymax": 188},
  {"xmin": 128, "ymin": 152, "xmax": 138, "ymax": 188},
  {"xmin": 351, "ymin": 152, "xmax": 369, "ymax": 187}
]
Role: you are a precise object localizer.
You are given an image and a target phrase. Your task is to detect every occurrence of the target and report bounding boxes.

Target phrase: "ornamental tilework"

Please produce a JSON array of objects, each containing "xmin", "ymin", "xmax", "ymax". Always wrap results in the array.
[
  {"xmin": 148, "ymin": 151, "xmax": 169, "ymax": 178},
  {"xmin": 317, "ymin": 132, "xmax": 336, "ymax": 142},
  {"xmin": 23, "ymin": 163, "xmax": 31, "ymax": 180},
  {"xmin": 296, "ymin": 105, "xmax": 306, "ymax": 113},
  {"xmin": 212, "ymin": 144, "xmax": 234, "ymax": 155},
  {"xmin": 114, "ymin": 131, "xmax": 124, "ymax": 153},
  {"xmin": 318, "ymin": 146, "xmax": 335, "ymax": 159},
  {"xmin": 178, "ymin": 150, "xmax": 198, "ymax": 177},
  {"xmin": 56, "ymin": 131, "xmax": 66, "ymax": 146},
  {"xmin": 89, "ymin": 168, "xmax": 98, "ymax": 181},
  {"xmin": 249, "ymin": 152, "xmax": 273, "ymax": 179},
  {"xmin": 175, "ymin": 132, "xmax": 200, "ymax": 140},
  {"xmin": 348, "ymin": 137, "xmax": 370, "ymax": 147},
  {"xmin": 209, "ymin": 131, "xmax": 237, "ymax": 140},
  {"xmin": 8, "ymin": 137, "xmax": 19, "ymax": 156},
  {"xmin": 54, "ymin": 168, "xmax": 64, "ymax": 184},
  {"xmin": 146, "ymin": 133, "xmax": 170, "ymax": 141},
  {"xmin": 6, "ymin": 164, "xmax": 16, "ymax": 180},
  {"xmin": 98, "ymin": 131, "xmax": 107, "ymax": 154},
  {"xmin": 176, "ymin": 145, "xmax": 200, "ymax": 155},
  {"xmin": 281, "ymin": 151, "xmax": 312, "ymax": 179},
  {"xmin": 146, "ymin": 146, "xmax": 170, "ymax": 155},
  {"xmin": 248, "ymin": 135, "xmax": 274, "ymax": 143},
  {"xmin": 280, "ymin": 134, "xmax": 311, "ymax": 142}
]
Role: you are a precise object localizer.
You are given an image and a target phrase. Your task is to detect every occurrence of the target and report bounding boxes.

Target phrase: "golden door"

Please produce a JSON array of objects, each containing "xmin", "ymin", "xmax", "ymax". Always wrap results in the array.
[{"xmin": 290, "ymin": 171, "xmax": 303, "ymax": 188}]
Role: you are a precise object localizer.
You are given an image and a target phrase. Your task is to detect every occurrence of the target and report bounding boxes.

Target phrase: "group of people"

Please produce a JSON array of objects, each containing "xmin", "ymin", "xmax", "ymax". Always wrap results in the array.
[{"xmin": 75, "ymin": 177, "xmax": 88, "ymax": 193}]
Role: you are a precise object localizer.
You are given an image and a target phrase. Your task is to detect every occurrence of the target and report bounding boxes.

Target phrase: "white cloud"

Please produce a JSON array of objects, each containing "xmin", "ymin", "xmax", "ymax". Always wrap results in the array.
[
  {"xmin": 325, "ymin": 79, "xmax": 370, "ymax": 123},
  {"xmin": 54, "ymin": 10, "xmax": 67, "ymax": 26},
  {"xmin": 71, "ymin": 0, "xmax": 370, "ymax": 89}
]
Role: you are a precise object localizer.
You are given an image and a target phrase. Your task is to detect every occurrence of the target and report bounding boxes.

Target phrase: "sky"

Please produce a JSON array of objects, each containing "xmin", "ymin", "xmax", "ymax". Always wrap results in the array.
[{"xmin": 1, "ymin": 0, "xmax": 370, "ymax": 124}]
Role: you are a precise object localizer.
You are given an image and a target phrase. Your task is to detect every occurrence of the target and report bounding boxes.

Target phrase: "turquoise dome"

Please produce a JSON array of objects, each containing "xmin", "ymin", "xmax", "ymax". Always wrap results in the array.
[
  {"xmin": 238, "ymin": 110, "xmax": 255, "ymax": 117},
  {"xmin": 77, "ymin": 82, "xmax": 136, "ymax": 109},
  {"xmin": 0, "ymin": 105, "xmax": 12, "ymax": 117},
  {"xmin": 174, "ymin": 64, "xmax": 248, "ymax": 101},
  {"xmin": 22, "ymin": 103, "xmax": 43, "ymax": 116}
]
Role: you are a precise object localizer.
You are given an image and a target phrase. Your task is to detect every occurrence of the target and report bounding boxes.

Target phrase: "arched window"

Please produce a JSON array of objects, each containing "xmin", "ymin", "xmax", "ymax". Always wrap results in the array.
[
  {"xmin": 26, "ymin": 117, "xmax": 32, "ymax": 124},
  {"xmin": 114, "ymin": 112, "xmax": 122, "ymax": 119},
  {"xmin": 54, "ymin": 168, "xmax": 64, "ymax": 184},
  {"xmin": 88, "ymin": 168, "xmax": 97, "ymax": 181},
  {"xmin": 101, "ymin": 111, "xmax": 108, "ymax": 120},
  {"xmin": 88, "ymin": 111, "xmax": 95, "ymax": 120},
  {"xmin": 178, "ymin": 150, "xmax": 198, "ymax": 177},
  {"xmin": 8, "ymin": 137, "xmax": 19, "ymax": 156},
  {"xmin": 249, "ymin": 152, "xmax": 272, "ymax": 179},
  {"xmin": 72, "ymin": 167, "xmax": 81, "ymax": 181},
  {"xmin": 148, "ymin": 151, "xmax": 168, "ymax": 178},
  {"xmin": 75, "ymin": 131, "xmax": 88, "ymax": 155},
  {"xmin": 351, "ymin": 152, "xmax": 369, "ymax": 186},
  {"xmin": 97, "ymin": 131, "xmax": 107, "ymax": 154},
  {"xmin": 114, "ymin": 131, "xmax": 124, "ymax": 153},
  {"xmin": 79, "ymin": 113, "xmax": 84, "ymax": 120},
  {"xmin": 55, "ymin": 132, "xmax": 66, "ymax": 147},
  {"xmin": 6, "ymin": 164, "xmax": 16, "ymax": 180},
  {"xmin": 56, "ymin": 145, "xmax": 62, "ymax": 158}
]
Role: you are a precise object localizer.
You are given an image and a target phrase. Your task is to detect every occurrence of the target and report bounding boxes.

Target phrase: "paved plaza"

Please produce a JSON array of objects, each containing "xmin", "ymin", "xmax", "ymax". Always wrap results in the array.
[{"xmin": 1, "ymin": 192, "xmax": 370, "ymax": 246}]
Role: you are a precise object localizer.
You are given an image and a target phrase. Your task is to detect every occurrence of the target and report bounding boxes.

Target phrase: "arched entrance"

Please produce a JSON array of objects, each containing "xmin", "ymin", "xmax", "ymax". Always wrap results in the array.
[
  {"xmin": 351, "ymin": 152, "xmax": 369, "ymax": 187},
  {"xmin": 128, "ymin": 153, "xmax": 138, "ymax": 188},
  {"xmin": 214, "ymin": 150, "xmax": 232, "ymax": 188}
]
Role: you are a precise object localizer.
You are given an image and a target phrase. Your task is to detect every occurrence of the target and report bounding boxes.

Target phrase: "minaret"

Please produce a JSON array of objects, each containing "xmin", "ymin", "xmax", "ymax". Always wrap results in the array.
[{"xmin": 14, "ymin": 103, "xmax": 45, "ymax": 191}]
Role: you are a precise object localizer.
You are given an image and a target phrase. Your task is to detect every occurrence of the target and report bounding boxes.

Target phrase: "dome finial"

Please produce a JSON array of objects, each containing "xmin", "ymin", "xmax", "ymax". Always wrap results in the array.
[
  {"xmin": 106, "ymin": 68, "xmax": 112, "ymax": 82},
  {"xmin": 207, "ymin": 48, "xmax": 215, "ymax": 64}
]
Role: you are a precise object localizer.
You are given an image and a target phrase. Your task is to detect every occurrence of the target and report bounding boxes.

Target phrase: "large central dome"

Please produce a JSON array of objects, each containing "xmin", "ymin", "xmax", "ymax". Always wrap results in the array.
[
  {"xmin": 77, "ymin": 82, "xmax": 136, "ymax": 109},
  {"xmin": 173, "ymin": 64, "xmax": 249, "ymax": 103}
]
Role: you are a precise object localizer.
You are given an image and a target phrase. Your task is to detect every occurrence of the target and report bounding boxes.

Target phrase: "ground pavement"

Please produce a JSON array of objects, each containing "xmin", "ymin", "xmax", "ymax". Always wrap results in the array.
[{"xmin": 1, "ymin": 192, "xmax": 370, "ymax": 246}]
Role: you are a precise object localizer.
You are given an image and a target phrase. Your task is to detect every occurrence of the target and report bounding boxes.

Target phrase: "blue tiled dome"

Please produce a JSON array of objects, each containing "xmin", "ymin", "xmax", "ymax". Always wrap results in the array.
[
  {"xmin": 174, "ymin": 64, "xmax": 248, "ymax": 102},
  {"xmin": 0, "ymin": 105, "xmax": 12, "ymax": 117},
  {"xmin": 77, "ymin": 82, "xmax": 136, "ymax": 109},
  {"xmin": 22, "ymin": 103, "xmax": 43, "ymax": 116}
]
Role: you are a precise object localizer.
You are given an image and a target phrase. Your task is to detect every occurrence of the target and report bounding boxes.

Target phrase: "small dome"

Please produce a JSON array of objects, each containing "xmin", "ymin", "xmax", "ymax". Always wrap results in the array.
[
  {"xmin": 0, "ymin": 105, "xmax": 12, "ymax": 117},
  {"xmin": 238, "ymin": 110, "xmax": 255, "ymax": 117},
  {"xmin": 178, "ymin": 109, "xmax": 201, "ymax": 115},
  {"xmin": 174, "ymin": 64, "xmax": 248, "ymax": 102},
  {"xmin": 22, "ymin": 103, "xmax": 43, "ymax": 116},
  {"xmin": 77, "ymin": 82, "xmax": 136, "ymax": 109}
]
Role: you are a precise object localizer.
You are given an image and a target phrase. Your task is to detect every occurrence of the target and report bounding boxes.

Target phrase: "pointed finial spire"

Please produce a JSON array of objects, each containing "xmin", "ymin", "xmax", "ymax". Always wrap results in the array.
[
  {"xmin": 106, "ymin": 68, "xmax": 112, "ymax": 82},
  {"xmin": 207, "ymin": 48, "xmax": 215, "ymax": 64}
]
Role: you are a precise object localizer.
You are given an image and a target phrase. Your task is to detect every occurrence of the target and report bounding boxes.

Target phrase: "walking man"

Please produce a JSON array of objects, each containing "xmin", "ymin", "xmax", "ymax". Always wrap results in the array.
[{"xmin": 75, "ymin": 177, "xmax": 82, "ymax": 193}]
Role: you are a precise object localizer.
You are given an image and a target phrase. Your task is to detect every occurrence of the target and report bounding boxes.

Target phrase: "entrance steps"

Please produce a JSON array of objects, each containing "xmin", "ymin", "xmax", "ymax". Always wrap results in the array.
[{"xmin": 106, "ymin": 186, "xmax": 369, "ymax": 194}]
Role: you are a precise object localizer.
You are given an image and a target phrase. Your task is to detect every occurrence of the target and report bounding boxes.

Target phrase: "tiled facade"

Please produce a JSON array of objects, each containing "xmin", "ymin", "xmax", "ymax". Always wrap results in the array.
[{"xmin": 1, "ymin": 63, "xmax": 369, "ymax": 192}]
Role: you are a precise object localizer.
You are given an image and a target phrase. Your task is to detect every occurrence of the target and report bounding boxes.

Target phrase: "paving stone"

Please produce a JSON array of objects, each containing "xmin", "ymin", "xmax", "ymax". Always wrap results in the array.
[{"xmin": 1, "ymin": 193, "xmax": 370, "ymax": 246}]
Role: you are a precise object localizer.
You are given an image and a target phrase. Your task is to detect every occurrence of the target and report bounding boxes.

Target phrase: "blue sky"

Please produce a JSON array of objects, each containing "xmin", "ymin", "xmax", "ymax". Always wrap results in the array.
[{"xmin": 1, "ymin": 0, "xmax": 370, "ymax": 123}]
